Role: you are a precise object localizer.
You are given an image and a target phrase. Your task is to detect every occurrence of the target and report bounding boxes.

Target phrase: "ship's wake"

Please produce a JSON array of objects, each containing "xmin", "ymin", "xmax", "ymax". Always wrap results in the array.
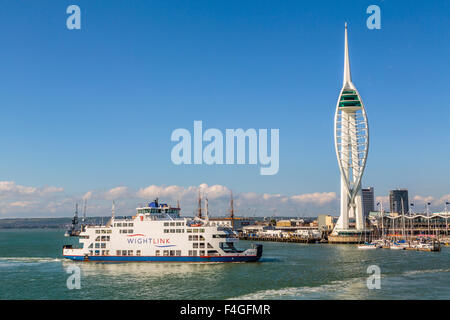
[{"xmin": 0, "ymin": 257, "xmax": 62, "ymax": 267}]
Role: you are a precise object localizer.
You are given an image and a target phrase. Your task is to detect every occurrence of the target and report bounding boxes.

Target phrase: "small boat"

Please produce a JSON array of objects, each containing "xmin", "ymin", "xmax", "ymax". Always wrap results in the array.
[
  {"xmin": 390, "ymin": 244, "xmax": 405, "ymax": 250},
  {"xmin": 358, "ymin": 243, "xmax": 378, "ymax": 250}
]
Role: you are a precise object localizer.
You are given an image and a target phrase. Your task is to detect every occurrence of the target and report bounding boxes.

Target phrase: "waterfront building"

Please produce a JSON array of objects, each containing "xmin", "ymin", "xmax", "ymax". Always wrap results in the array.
[
  {"xmin": 330, "ymin": 23, "xmax": 370, "ymax": 242},
  {"xmin": 370, "ymin": 211, "xmax": 450, "ymax": 239},
  {"xmin": 362, "ymin": 187, "xmax": 375, "ymax": 217},
  {"xmin": 276, "ymin": 219, "xmax": 304, "ymax": 227},
  {"xmin": 208, "ymin": 216, "xmax": 254, "ymax": 231},
  {"xmin": 389, "ymin": 189, "xmax": 409, "ymax": 214},
  {"xmin": 318, "ymin": 215, "xmax": 335, "ymax": 233}
]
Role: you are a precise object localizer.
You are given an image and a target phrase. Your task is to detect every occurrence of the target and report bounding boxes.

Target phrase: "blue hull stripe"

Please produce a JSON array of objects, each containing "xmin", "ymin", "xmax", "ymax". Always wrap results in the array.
[{"xmin": 63, "ymin": 255, "xmax": 261, "ymax": 263}]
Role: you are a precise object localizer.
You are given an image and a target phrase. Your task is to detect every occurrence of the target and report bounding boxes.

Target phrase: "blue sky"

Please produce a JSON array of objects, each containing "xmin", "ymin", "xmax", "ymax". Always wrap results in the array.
[{"xmin": 0, "ymin": 1, "xmax": 449, "ymax": 217}]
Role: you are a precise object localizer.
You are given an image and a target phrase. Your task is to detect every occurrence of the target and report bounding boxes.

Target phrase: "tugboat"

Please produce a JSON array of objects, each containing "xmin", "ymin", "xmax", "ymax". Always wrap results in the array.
[{"xmin": 63, "ymin": 199, "xmax": 263, "ymax": 262}]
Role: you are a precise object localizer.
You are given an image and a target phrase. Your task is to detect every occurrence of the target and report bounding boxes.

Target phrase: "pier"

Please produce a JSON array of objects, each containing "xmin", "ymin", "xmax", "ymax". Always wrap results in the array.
[{"xmin": 239, "ymin": 235, "xmax": 322, "ymax": 244}]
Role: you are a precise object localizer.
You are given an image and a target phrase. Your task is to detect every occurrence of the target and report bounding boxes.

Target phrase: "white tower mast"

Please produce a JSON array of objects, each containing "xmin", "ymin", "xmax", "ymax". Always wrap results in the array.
[{"xmin": 332, "ymin": 23, "xmax": 369, "ymax": 235}]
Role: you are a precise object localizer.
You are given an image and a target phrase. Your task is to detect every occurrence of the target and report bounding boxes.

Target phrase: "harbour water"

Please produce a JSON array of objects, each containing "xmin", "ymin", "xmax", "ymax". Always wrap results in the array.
[{"xmin": 0, "ymin": 229, "xmax": 449, "ymax": 299}]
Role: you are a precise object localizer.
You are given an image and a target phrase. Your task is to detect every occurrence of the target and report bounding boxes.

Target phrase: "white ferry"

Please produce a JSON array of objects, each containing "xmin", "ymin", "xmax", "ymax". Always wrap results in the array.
[{"xmin": 63, "ymin": 199, "xmax": 263, "ymax": 262}]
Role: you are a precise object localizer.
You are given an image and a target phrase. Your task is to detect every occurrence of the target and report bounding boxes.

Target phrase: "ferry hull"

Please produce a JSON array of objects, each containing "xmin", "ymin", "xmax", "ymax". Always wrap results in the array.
[{"xmin": 63, "ymin": 255, "xmax": 261, "ymax": 263}]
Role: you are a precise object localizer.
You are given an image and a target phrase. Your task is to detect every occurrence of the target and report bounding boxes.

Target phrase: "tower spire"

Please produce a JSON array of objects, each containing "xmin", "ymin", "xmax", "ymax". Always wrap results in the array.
[{"xmin": 343, "ymin": 22, "xmax": 353, "ymax": 87}]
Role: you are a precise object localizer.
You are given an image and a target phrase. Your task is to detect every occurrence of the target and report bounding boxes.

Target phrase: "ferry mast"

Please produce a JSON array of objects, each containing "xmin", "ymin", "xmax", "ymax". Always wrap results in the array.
[{"xmin": 332, "ymin": 23, "xmax": 369, "ymax": 235}]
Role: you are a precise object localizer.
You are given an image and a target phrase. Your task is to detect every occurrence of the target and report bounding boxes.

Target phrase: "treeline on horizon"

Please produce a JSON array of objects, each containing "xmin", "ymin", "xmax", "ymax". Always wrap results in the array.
[{"xmin": 0, "ymin": 217, "xmax": 108, "ymax": 229}]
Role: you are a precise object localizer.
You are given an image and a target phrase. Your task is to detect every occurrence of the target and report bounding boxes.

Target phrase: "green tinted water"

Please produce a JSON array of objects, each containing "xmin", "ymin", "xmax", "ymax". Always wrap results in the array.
[{"xmin": 0, "ymin": 229, "xmax": 449, "ymax": 299}]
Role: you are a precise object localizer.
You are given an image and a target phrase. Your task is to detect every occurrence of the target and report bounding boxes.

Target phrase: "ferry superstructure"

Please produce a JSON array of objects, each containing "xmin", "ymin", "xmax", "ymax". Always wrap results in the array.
[{"xmin": 63, "ymin": 199, "xmax": 263, "ymax": 262}]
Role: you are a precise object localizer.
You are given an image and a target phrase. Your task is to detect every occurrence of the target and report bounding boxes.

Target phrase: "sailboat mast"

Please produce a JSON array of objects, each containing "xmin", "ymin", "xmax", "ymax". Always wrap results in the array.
[
  {"xmin": 198, "ymin": 191, "xmax": 202, "ymax": 219},
  {"xmin": 82, "ymin": 199, "xmax": 87, "ymax": 224},
  {"xmin": 230, "ymin": 191, "xmax": 234, "ymax": 229}
]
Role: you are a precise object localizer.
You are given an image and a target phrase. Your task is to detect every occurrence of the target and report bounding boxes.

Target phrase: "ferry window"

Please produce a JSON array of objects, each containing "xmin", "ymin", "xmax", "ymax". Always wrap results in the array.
[
  {"xmin": 200, "ymin": 243, "xmax": 205, "ymax": 248},
  {"xmin": 101, "ymin": 230, "xmax": 106, "ymax": 234},
  {"xmin": 192, "ymin": 250, "xmax": 197, "ymax": 256},
  {"xmin": 207, "ymin": 243, "xmax": 213, "ymax": 248},
  {"xmin": 176, "ymin": 250, "xmax": 181, "ymax": 256},
  {"xmin": 170, "ymin": 229, "xmax": 175, "ymax": 233},
  {"xmin": 101, "ymin": 236, "xmax": 106, "ymax": 241},
  {"xmin": 164, "ymin": 222, "xmax": 169, "ymax": 226},
  {"xmin": 176, "ymin": 229, "xmax": 182, "ymax": 233},
  {"xmin": 128, "ymin": 250, "xmax": 133, "ymax": 256},
  {"xmin": 187, "ymin": 229, "xmax": 192, "ymax": 233},
  {"xmin": 193, "ymin": 235, "xmax": 199, "ymax": 241},
  {"xmin": 170, "ymin": 222, "xmax": 175, "ymax": 226},
  {"xmin": 106, "ymin": 236, "xmax": 110, "ymax": 241},
  {"xmin": 207, "ymin": 250, "xmax": 218, "ymax": 255},
  {"xmin": 155, "ymin": 250, "xmax": 160, "ymax": 256},
  {"xmin": 96, "ymin": 230, "xmax": 100, "ymax": 234},
  {"xmin": 199, "ymin": 250, "xmax": 205, "ymax": 256},
  {"xmin": 122, "ymin": 250, "xmax": 127, "ymax": 256},
  {"xmin": 200, "ymin": 229, "xmax": 205, "ymax": 233},
  {"xmin": 188, "ymin": 235, "xmax": 193, "ymax": 241},
  {"xmin": 89, "ymin": 250, "xmax": 93, "ymax": 256},
  {"xmin": 193, "ymin": 243, "xmax": 199, "ymax": 249},
  {"xmin": 163, "ymin": 250, "xmax": 169, "ymax": 256},
  {"xmin": 128, "ymin": 229, "xmax": 133, "ymax": 233},
  {"xmin": 105, "ymin": 250, "xmax": 109, "ymax": 255},
  {"xmin": 169, "ymin": 250, "xmax": 175, "ymax": 256},
  {"xmin": 95, "ymin": 236, "xmax": 100, "ymax": 241},
  {"xmin": 176, "ymin": 222, "xmax": 181, "ymax": 226},
  {"xmin": 136, "ymin": 250, "xmax": 141, "ymax": 256},
  {"xmin": 193, "ymin": 229, "xmax": 198, "ymax": 233},
  {"xmin": 101, "ymin": 243, "xmax": 106, "ymax": 248},
  {"xmin": 188, "ymin": 250, "xmax": 192, "ymax": 256},
  {"xmin": 164, "ymin": 229, "xmax": 169, "ymax": 233},
  {"xmin": 117, "ymin": 223, "xmax": 122, "ymax": 227},
  {"xmin": 88, "ymin": 243, "xmax": 93, "ymax": 248},
  {"xmin": 95, "ymin": 250, "xmax": 100, "ymax": 256},
  {"xmin": 107, "ymin": 230, "xmax": 111, "ymax": 234},
  {"xmin": 129, "ymin": 223, "xmax": 133, "ymax": 227}
]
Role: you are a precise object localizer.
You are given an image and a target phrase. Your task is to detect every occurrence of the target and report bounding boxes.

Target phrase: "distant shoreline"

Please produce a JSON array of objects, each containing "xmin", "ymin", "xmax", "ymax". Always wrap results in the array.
[{"xmin": 0, "ymin": 217, "xmax": 108, "ymax": 229}]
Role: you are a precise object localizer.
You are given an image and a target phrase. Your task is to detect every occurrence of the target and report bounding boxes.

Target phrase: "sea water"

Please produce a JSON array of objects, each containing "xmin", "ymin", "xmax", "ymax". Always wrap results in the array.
[{"xmin": 0, "ymin": 229, "xmax": 449, "ymax": 299}]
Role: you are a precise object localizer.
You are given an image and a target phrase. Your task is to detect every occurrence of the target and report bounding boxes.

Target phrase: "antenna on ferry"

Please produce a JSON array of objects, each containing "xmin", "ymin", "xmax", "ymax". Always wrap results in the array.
[
  {"xmin": 111, "ymin": 201, "xmax": 116, "ymax": 219},
  {"xmin": 230, "ymin": 191, "xmax": 235, "ymax": 229}
]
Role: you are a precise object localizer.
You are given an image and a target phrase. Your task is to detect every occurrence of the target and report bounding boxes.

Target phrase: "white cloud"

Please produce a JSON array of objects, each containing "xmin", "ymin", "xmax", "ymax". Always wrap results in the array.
[
  {"xmin": 82, "ymin": 191, "xmax": 93, "ymax": 200},
  {"xmin": 0, "ymin": 181, "xmax": 63, "ymax": 198},
  {"xmin": 413, "ymin": 195, "xmax": 435, "ymax": 203},
  {"xmin": 290, "ymin": 192, "xmax": 337, "ymax": 204},
  {"xmin": 0, "ymin": 180, "xmax": 447, "ymax": 218},
  {"xmin": 105, "ymin": 186, "xmax": 129, "ymax": 200}
]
